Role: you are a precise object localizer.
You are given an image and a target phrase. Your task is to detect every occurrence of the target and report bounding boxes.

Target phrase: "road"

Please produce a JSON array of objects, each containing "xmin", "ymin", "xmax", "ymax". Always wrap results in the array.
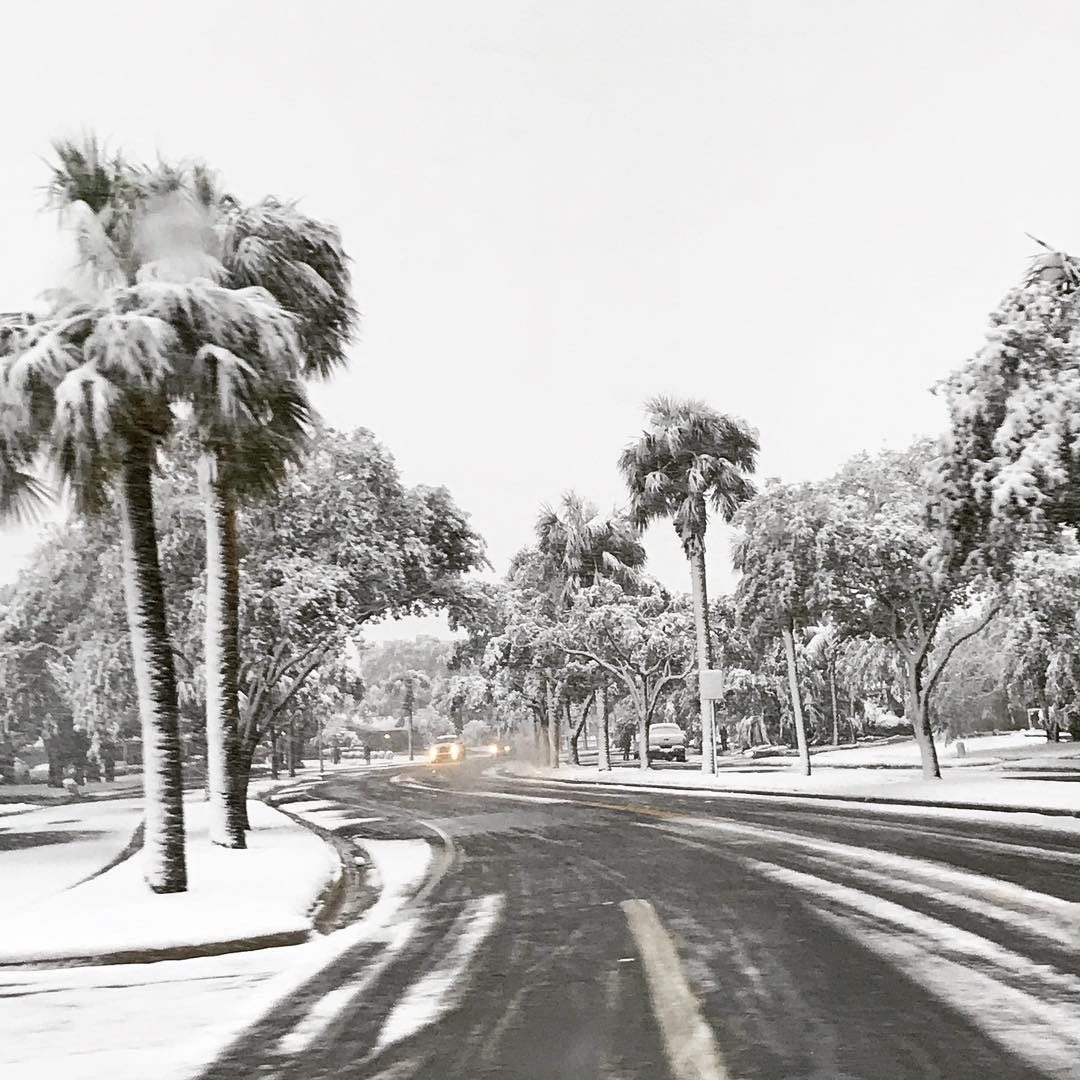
[{"xmin": 200, "ymin": 759, "xmax": 1080, "ymax": 1080}]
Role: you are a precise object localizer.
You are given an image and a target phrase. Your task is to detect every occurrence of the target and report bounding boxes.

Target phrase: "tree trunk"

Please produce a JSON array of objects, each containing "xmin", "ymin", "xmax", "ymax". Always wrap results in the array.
[
  {"xmin": 688, "ymin": 546, "xmax": 717, "ymax": 774},
  {"xmin": 908, "ymin": 660, "xmax": 941, "ymax": 780},
  {"xmin": 637, "ymin": 710, "xmax": 650, "ymax": 770},
  {"xmin": 406, "ymin": 704, "xmax": 414, "ymax": 761},
  {"xmin": 829, "ymin": 662, "xmax": 840, "ymax": 746},
  {"xmin": 597, "ymin": 682, "xmax": 612, "ymax": 771},
  {"xmin": 546, "ymin": 678, "xmax": 560, "ymax": 769},
  {"xmin": 569, "ymin": 695, "xmax": 593, "ymax": 766},
  {"xmin": 270, "ymin": 724, "xmax": 279, "ymax": 779},
  {"xmin": 235, "ymin": 741, "xmax": 254, "ymax": 830},
  {"xmin": 780, "ymin": 616, "xmax": 811, "ymax": 776},
  {"xmin": 200, "ymin": 453, "xmax": 246, "ymax": 849},
  {"xmin": 288, "ymin": 717, "xmax": 296, "ymax": 778},
  {"xmin": 116, "ymin": 439, "xmax": 187, "ymax": 893}
]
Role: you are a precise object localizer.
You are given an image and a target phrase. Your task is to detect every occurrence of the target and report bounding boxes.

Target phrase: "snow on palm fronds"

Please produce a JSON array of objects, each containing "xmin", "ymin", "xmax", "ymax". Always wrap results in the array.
[
  {"xmin": 619, "ymin": 396, "xmax": 758, "ymax": 556},
  {"xmin": 535, "ymin": 491, "xmax": 645, "ymax": 604},
  {"xmin": 219, "ymin": 197, "xmax": 356, "ymax": 378}
]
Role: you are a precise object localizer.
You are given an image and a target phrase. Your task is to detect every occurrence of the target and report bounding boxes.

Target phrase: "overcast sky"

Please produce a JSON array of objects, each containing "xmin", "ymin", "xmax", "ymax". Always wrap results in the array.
[{"xmin": 2, "ymin": 1, "xmax": 1077, "ymax": 639}]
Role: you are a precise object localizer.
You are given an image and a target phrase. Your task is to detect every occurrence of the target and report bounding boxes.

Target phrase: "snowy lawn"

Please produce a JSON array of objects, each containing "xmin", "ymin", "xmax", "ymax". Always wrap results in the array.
[
  {"xmin": 0, "ymin": 798, "xmax": 145, "ymax": 920},
  {"xmin": 0, "ymin": 799, "xmax": 340, "ymax": 964},
  {"xmin": 504, "ymin": 758, "xmax": 1080, "ymax": 816}
]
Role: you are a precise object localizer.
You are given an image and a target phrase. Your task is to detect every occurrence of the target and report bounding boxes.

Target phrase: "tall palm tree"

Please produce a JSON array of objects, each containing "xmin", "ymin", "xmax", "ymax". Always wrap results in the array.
[
  {"xmin": 43, "ymin": 140, "xmax": 316, "ymax": 856},
  {"xmin": 535, "ymin": 492, "xmax": 646, "ymax": 770},
  {"xmin": 186, "ymin": 175, "xmax": 355, "ymax": 841},
  {"xmin": 619, "ymin": 397, "xmax": 758, "ymax": 774},
  {"xmin": 1, "ymin": 290, "xmax": 193, "ymax": 890}
]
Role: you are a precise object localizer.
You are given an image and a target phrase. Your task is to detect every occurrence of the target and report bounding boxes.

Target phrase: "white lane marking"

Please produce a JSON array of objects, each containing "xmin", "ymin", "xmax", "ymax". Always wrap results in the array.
[
  {"xmin": 621, "ymin": 899, "xmax": 730, "ymax": 1080},
  {"xmin": 374, "ymin": 893, "xmax": 504, "ymax": 1052},
  {"xmin": 276, "ymin": 916, "xmax": 419, "ymax": 1055},
  {"xmin": 744, "ymin": 859, "xmax": 1080, "ymax": 1075}
]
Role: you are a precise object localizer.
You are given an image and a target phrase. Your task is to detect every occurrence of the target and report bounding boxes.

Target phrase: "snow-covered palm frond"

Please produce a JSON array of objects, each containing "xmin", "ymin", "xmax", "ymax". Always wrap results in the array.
[
  {"xmin": 4, "ymin": 323, "xmax": 83, "ymax": 395},
  {"xmin": 50, "ymin": 363, "xmax": 122, "ymax": 515},
  {"xmin": 53, "ymin": 363, "xmax": 119, "ymax": 445},
  {"xmin": 621, "ymin": 397, "xmax": 759, "ymax": 555},
  {"xmin": 192, "ymin": 344, "xmax": 258, "ymax": 424},
  {"xmin": 220, "ymin": 197, "xmax": 356, "ymax": 378},
  {"xmin": 83, "ymin": 312, "xmax": 175, "ymax": 392}
]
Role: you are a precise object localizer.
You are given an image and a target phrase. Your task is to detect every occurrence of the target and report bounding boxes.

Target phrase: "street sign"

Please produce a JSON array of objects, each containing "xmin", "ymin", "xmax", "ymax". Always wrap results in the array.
[{"xmin": 699, "ymin": 669, "xmax": 726, "ymax": 700}]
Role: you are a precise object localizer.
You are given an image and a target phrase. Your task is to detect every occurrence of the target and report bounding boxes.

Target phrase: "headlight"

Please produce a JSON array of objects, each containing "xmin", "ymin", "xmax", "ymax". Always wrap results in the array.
[
  {"xmin": 503, "ymin": 745, "xmax": 511, "ymax": 753},
  {"xmin": 428, "ymin": 746, "xmax": 438, "ymax": 762},
  {"xmin": 450, "ymin": 743, "xmax": 461, "ymax": 760},
  {"xmin": 488, "ymin": 743, "xmax": 499, "ymax": 755}
]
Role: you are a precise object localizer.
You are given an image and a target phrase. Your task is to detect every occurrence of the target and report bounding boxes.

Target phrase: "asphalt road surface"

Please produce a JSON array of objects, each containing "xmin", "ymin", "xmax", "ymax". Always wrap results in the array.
[{"xmin": 199, "ymin": 759, "xmax": 1080, "ymax": 1080}]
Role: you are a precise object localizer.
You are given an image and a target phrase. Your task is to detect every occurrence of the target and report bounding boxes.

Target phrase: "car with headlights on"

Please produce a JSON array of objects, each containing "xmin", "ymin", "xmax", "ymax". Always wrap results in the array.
[{"xmin": 427, "ymin": 734, "xmax": 467, "ymax": 765}]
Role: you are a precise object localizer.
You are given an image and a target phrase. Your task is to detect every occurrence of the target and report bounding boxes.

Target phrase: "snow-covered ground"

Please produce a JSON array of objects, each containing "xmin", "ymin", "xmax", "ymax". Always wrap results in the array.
[
  {"xmin": 0, "ymin": 798, "xmax": 146, "ymax": 919},
  {"xmin": 807, "ymin": 730, "xmax": 1075, "ymax": 767},
  {"xmin": 1, "ymin": 799, "xmax": 340, "ymax": 964},
  {"xmin": 0, "ymin": 787, "xmax": 436, "ymax": 1080},
  {"xmin": 505, "ymin": 746, "xmax": 1080, "ymax": 820}
]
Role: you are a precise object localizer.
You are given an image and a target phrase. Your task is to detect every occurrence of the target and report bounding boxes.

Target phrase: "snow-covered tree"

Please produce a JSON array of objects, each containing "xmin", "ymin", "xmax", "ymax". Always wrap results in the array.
[{"xmin": 619, "ymin": 397, "xmax": 758, "ymax": 773}]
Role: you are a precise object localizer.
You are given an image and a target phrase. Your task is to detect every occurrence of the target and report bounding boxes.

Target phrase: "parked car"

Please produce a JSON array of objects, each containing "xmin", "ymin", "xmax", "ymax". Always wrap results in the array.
[
  {"xmin": 645, "ymin": 722, "xmax": 687, "ymax": 763},
  {"xmin": 427, "ymin": 734, "xmax": 467, "ymax": 765}
]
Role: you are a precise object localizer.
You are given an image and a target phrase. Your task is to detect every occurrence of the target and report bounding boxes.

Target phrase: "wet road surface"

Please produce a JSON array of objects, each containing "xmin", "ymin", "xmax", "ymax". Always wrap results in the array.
[{"xmin": 199, "ymin": 760, "xmax": 1080, "ymax": 1080}]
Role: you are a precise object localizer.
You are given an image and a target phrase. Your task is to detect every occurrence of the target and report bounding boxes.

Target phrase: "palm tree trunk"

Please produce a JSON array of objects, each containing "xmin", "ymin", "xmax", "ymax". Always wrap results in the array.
[
  {"xmin": 780, "ymin": 616, "xmax": 811, "ymax": 776},
  {"xmin": 688, "ymin": 547, "xmax": 716, "ymax": 774},
  {"xmin": 116, "ymin": 439, "xmax": 187, "ymax": 893},
  {"xmin": 597, "ymin": 682, "xmax": 612, "ymax": 771},
  {"xmin": 201, "ymin": 453, "xmax": 246, "ymax": 849}
]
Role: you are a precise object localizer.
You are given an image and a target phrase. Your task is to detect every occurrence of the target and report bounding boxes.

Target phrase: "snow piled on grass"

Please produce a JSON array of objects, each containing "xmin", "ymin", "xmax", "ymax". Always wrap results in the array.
[
  {"xmin": 0, "ymin": 799, "xmax": 146, "ymax": 920},
  {"xmin": 505, "ymin": 759, "xmax": 1079, "ymax": 823},
  {"xmin": 1, "ymin": 799, "xmax": 340, "ymax": 964}
]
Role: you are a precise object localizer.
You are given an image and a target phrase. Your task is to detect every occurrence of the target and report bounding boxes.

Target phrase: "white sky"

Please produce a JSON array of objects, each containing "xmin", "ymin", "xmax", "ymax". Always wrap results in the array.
[{"xmin": 2, "ymin": 0, "xmax": 1078, "ymax": 640}]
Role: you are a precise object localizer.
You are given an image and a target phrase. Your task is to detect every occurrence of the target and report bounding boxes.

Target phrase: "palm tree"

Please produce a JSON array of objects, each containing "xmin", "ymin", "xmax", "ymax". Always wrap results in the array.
[
  {"xmin": 619, "ymin": 397, "xmax": 758, "ymax": 774},
  {"xmin": 387, "ymin": 670, "xmax": 431, "ymax": 760},
  {"xmin": 45, "ymin": 147, "xmax": 355, "ymax": 848},
  {"xmin": 535, "ymin": 492, "xmax": 645, "ymax": 770},
  {"xmin": 1, "ymin": 294, "xmax": 193, "ymax": 891},
  {"xmin": 190, "ymin": 183, "xmax": 354, "ymax": 833},
  {"xmin": 42, "ymin": 140, "xmax": 319, "ymax": 856},
  {"xmin": 187, "ymin": 176, "xmax": 355, "ymax": 840}
]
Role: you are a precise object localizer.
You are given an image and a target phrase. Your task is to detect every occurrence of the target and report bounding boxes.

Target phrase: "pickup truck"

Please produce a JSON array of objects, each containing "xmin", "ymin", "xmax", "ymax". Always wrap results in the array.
[{"xmin": 644, "ymin": 722, "xmax": 687, "ymax": 763}]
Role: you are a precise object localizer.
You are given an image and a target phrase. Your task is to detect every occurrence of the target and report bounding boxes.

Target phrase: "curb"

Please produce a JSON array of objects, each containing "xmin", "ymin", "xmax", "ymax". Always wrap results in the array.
[
  {"xmin": 259, "ymin": 790, "xmax": 361, "ymax": 936},
  {"xmin": 497, "ymin": 768, "xmax": 1080, "ymax": 820}
]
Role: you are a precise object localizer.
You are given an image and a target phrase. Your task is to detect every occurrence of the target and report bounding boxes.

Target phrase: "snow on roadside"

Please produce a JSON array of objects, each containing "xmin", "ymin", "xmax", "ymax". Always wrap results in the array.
[
  {"xmin": 503, "ymin": 762, "xmax": 1079, "ymax": 828},
  {"xmin": 1, "ymin": 799, "xmax": 339, "ymax": 964},
  {"xmin": 0, "ymin": 835, "xmax": 435, "ymax": 1080},
  {"xmin": 0, "ymin": 802, "xmax": 39, "ymax": 816}
]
